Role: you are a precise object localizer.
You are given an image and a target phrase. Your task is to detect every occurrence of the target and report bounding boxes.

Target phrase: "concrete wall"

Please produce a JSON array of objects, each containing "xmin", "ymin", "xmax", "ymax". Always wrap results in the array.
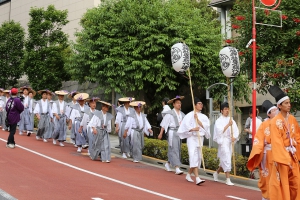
[{"xmin": 0, "ymin": 0, "xmax": 101, "ymax": 41}]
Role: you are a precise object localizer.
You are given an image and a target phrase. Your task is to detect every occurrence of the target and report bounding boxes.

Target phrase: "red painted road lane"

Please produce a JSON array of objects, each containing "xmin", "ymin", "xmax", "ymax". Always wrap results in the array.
[{"xmin": 0, "ymin": 130, "xmax": 261, "ymax": 200}]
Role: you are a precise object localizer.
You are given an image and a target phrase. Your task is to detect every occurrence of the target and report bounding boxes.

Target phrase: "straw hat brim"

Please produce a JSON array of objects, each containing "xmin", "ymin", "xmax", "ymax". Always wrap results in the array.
[
  {"xmin": 118, "ymin": 97, "xmax": 135, "ymax": 102},
  {"xmin": 99, "ymin": 101, "xmax": 112, "ymax": 106},
  {"xmin": 29, "ymin": 90, "xmax": 36, "ymax": 97},
  {"xmin": 55, "ymin": 91, "xmax": 69, "ymax": 95},
  {"xmin": 130, "ymin": 101, "xmax": 146, "ymax": 107},
  {"xmin": 167, "ymin": 96, "xmax": 184, "ymax": 104},
  {"xmin": 20, "ymin": 86, "xmax": 32, "ymax": 91},
  {"xmin": 38, "ymin": 90, "xmax": 52, "ymax": 95},
  {"xmin": 86, "ymin": 97, "xmax": 100, "ymax": 102},
  {"xmin": 74, "ymin": 93, "xmax": 89, "ymax": 101},
  {"xmin": 3, "ymin": 90, "xmax": 10, "ymax": 93},
  {"xmin": 68, "ymin": 92, "xmax": 79, "ymax": 99}
]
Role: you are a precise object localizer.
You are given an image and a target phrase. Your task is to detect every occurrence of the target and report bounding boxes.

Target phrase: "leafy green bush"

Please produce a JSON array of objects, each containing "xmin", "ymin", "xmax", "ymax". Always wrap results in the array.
[{"xmin": 143, "ymin": 138, "xmax": 250, "ymax": 177}]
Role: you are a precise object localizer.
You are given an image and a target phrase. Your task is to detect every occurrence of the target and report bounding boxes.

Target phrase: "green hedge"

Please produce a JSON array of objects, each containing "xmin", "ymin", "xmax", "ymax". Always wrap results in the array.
[{"xmin": 143, "ymin": 138, "xmax": 250, "ymax": 178}]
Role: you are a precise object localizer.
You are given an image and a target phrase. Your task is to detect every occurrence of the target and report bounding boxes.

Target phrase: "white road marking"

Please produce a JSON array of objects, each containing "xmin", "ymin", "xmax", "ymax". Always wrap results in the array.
[
  {"xmin": 0, "ymin": 138, "xmax": 180, "ymax": 200},
  {"xmin": 226, "ymin": 195, "xmax": 247, "ymax": 200},
  {"xmin": 91, "ymin": 198, "xmax": 104, "ymax": 200}
]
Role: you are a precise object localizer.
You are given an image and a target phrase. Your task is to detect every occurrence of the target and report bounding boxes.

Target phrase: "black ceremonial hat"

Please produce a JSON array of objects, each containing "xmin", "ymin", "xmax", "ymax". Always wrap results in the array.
[
  {"xmin": 268, "ymin": 86, "xmax": 289, "ymax": 105},
  {"xmin": 262, "ymin": 100, "xmax": 276, "ymax": 114}
]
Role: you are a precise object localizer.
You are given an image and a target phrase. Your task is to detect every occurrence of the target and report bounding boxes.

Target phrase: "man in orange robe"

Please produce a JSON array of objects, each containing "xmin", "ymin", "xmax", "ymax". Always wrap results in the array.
[
  {"xmin": 268, "ymin": 86, "xmax": 300, "ymax": 200},
  {"xmin": 247, "ymin": 100, "xmax": 278, "ymax": 200}
]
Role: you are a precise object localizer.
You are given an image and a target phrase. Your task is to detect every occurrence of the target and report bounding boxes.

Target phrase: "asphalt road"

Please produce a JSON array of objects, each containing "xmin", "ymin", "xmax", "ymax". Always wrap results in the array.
[{"xmin": 0, "ymin": 130, "xmax": 262, "ymax": 200}]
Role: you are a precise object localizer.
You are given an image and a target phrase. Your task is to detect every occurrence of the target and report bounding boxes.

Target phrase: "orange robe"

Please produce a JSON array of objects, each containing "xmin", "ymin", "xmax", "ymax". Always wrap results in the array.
[
  {"xmin": 247, "ymin": 119, "xmax": 272, "ymax": 199},
  {"xmin": 269, "ymin": 113, "xmax": 300, "ymax": 200}
]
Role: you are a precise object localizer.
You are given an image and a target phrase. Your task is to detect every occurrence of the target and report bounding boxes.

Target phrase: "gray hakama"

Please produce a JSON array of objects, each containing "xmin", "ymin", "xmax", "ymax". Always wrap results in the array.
[
  {"xmin": 70, "ymin": 104, "xmax": 89, "ymax": 146},
  {"xmin": 52, "ymin": 100, "xmax": 68, "ymax": 142},
  {"xmin": 125, "ymin": 113, "xmax": 152, "ymax": 162},
  {"xmin": 160, "ymin": 109, "xmax": 185, "ymax": 167},
  {"xmin": 44, "ymin": 101, "xmax": 54, "ymax": 139},
  {"xmin": 89, "ymin": 111, "xmax": 113, "ymax": 161},
  {"xmin": 74, "ymin": 117, "xmax": 87, "ymax": 146},
  {"xmin": 116, "ymin": 107, "xmax": 135, "ymax": 153},
  {"xmin": 52, "ymin": 114, "xmax": 67, "ymax": 141},
  {"xmin": 81, "ymin": 108, "xmax": 96, "ymax": 148},
  {"xmin": 167, "ymin": 129, "xmax": 182, "ymax": 167},
  {"xmin": 19, "ymin": 97, "xmax": 33, "ymax": 132},
  {"xmin": 35, "ymin": 100, "xmax": 52, "ymax": 139},
  {"xmin": 36, "ymin": 114, "xmax": 50, "ymax": 139},
  {"xmin": 1, "ymin": 97, "xmax": 7, "ymax": 129}
]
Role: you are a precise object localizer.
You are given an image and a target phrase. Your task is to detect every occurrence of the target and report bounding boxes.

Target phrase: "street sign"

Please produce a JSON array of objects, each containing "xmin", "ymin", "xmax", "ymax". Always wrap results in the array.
[{"xmin": 260, "ymin": 0, "xmax": 276, "ymax": 6}]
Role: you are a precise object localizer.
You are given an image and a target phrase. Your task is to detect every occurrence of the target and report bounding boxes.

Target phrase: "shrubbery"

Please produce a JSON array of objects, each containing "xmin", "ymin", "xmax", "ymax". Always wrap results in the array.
[{"xmin": 143, "ymin": 138, "xmax": 250, "ymax": 178}]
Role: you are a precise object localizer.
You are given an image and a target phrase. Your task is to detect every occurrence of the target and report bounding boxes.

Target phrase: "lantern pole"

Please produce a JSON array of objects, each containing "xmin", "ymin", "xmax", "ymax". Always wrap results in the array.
[
  {"xmin": 251, "ymin": 0, "xmax": 257, "ymax": 143},
  {"xmin": 187, "ymin": 68, "xmax": 206, "ymax": 171}
]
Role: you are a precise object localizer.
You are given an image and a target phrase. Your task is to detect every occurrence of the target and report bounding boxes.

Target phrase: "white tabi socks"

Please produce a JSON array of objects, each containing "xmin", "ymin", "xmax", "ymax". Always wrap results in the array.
[
  {"xmin": 226, "ymin": 178, "xmax": 234, "ymax": 186},
  {"xmin": 186, "ymin": 174, "xmax": 194, "ymax": 182},
  {"xmin": 196, "ymin": 177, "xmax": 205, "ymax": 185}
]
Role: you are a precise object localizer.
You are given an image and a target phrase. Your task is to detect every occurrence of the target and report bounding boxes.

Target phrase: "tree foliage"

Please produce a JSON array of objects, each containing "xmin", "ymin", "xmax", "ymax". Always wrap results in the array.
[
  {"xmin": 231, "ymin": 0, "xmax": 300, "ymax": 110},
  {"xmin": 24, "ymin": 5, "xmax": 70, "ymax": 91},
  {"xmin": 0, "ymin": 20, "xmax": 25, "ymax": 88},
  {"xmin": 67, "ymin": 0, "xmax": 249, "ymax": 111}
]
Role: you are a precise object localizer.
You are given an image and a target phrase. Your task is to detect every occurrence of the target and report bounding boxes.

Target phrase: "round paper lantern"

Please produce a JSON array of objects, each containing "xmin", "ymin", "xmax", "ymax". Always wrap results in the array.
[
  {"xmin": 219, "ymin": 46, "xmax": 240, "ymax": 78},
  {"xmin": 171, "ymin": 43, "xmax": 190, "ymax": 72},
  {"xmin": 260, "ymin": 0, "xmax": 276, "ymax": 6}
]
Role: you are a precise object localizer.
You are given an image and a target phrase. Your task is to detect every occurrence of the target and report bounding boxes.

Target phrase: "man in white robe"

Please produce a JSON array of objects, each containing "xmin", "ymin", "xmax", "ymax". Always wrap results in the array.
[
  {"xmin": 213, "ymin": 102, "xmax": 239, "ymax": 186},
  {"xmin": 79, "ymin": 97, "xmax": 100, "ymax": 152},
  {"xmin": 161, "ymin": 97, "xmax": 171, "ymax": 117},
  {"xmin": 68, "ymin": 93, "xmax": 89, "ymax": 153},
  {"xmin": 115, "ymin": 97, "xmax": 135, "ymax": 158},
  {"xmin": 52, "ymin": 90, "xmax": 69, "ymax": 147},
  {"xmin": 89, "ymin": 101, "xmax": 113, "ymax": 162},
  {"xmin": 65, "ymin": 91, "xmax": 79, "ymax": 145},
  {"xmin": 34, "ymin": 90, "xmax": 53, "ymax": 142},
  {"xmin": 177, "ymin": 97, "xmax": 210, "ymax": 185},
  {"xmin": 123, "ymin": 101, "xmax": 152, "ymax": 162},
  {"xmin": 158, "ymin": 96, "xmax": 185, "ymax": 175},
  {"xmin": 19, "ymin": 86, "xmax": 34, "ymax": 136}
]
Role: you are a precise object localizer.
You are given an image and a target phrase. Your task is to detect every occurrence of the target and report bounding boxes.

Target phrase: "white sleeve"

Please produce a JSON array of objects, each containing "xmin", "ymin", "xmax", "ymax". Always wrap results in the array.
[
  {"xmin": 70, "ymin": 110, "xmax": 79, "ymax": 122},
  {"xmin": 107, "ymin": 120, "xmax": 112, "ymax": 133},
  {"xmin": 80, "ymin": 113, "xmax": 88, "ymax": 126},
  {"xmin": 160, "ymin": 114, "xmax": 171, "ymax": 133},
  {"xmin": 124, "ymin": 117, "xmax": 133, "ymax": 137},
  {"xmin": 52, "ymin": 103, "xmax": 58, "ymax": 114},
  {"xmin": 29, "ymin": 99, "xmax": 33, "ymax": 113},
  {"xmin": 115, "ymin": 112, "xmax": 122, "ymax": 125},
  {"xmin": 213, "ymin": 118, "xmax": 225, "ymax": 145},
  {"xmin": 143, "ymin": 117, "xmax": 152, "ymax": 136},
  {"xmin": 34, "ymin": 103, "xmax": 40, "ymax": 114},
  {"xmin": 89, "ymin": 115, "xmax": 101, "ymax": 128}
]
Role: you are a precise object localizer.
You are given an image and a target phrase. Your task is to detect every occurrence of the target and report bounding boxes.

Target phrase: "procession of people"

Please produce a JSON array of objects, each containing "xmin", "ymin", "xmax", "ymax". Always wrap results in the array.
[{"xmin": 2, "ymin": 84, "xmax": 300, "ymax": 199}]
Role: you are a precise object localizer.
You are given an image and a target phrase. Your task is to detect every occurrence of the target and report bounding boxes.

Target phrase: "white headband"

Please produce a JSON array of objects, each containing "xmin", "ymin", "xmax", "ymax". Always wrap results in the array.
[
  {"xmin": 277, "ymin": 96, "xmax": 289, "ymax": 106},
  {"xmin": 267, "ymin": 106, "xmax": 277, "ymax": 114}
]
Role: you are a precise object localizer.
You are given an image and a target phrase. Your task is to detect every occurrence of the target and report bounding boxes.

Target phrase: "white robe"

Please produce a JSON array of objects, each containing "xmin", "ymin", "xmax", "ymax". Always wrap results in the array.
[
  {"xmin": 161, "ymin": 105, "xmax": 171, "ymax": 117},
  {"xmin": 213, "ymin": 115, "xmax": 239, "ymax": 172},
  {"xmin": 160, "ymin": 109, "xmax": 184, "ymax": 147},
  {"xmin": 177, "ymin": 111, "xmax": 210, "ymax": 168},
  {"xmin": 249, "ymin": 117, "xmax": 262, "ymax": 139}
]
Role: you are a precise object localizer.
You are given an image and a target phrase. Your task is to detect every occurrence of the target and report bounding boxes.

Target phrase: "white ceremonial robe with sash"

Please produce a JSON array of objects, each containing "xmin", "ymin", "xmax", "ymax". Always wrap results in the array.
[
  {"xmin": 125, "ymin": 112, "xmax": 152, "ymax": 161},
  {"xmin": 177, "ymin": 111, "xmax": 210, "ymax": 168},
  {"xmin": 161, "ymin": 105, "xmax": 171, "ymax": 117},
  {"xmin": 213, "ymin": 115, "xmax": 239, "ymax": 172}
]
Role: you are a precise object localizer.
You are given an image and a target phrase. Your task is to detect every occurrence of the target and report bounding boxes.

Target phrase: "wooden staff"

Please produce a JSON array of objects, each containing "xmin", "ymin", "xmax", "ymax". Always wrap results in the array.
[
  {"xmin": 227, "ymin": 78, "xmax": 236, "ymax": 176},
  {"xmin": 187, "ymin": 68, "xmax": 206, "ymax": 171}
]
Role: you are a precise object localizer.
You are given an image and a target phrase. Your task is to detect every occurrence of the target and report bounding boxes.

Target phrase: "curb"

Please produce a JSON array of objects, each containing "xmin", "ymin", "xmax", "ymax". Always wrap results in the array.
[{"xmin": 110, "ymin": 147, "xmax": 258, "ymax": 189}]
